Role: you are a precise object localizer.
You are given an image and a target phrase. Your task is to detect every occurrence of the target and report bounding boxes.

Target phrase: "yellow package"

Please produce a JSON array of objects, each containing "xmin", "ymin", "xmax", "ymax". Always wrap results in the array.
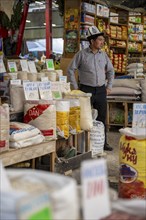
[{"xmin": 119, "ymin": 135, "xmax": 146, "ymax": 199}]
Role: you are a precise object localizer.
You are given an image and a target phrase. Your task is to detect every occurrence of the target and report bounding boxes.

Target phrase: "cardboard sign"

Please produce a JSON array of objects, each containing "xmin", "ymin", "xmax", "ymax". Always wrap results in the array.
[
  {"xmin": 0, "ymin": 59, "xmax": 6, "ymax": 73},
  {"xmin": 132, "ymin": 103, "xmax": 146, "ymax": 135},
  {"xmin": 51, "ymin": 82, "xmax": 62, "ymax": 99},
  {"xmin": 59, "ymin": 76, "xmax": 67, "ymax": 83},
  {"xmin": 17, "ymin": 192, "xmax": 52, "ymax": 220},
  {"xmin": 38, "ymin": 81, "xmax": 52, "ymax": 100},
  {"xmin": 23, "ymin": 82, "xmax": 39, "ymax": 100},
  {"xmin": 46, "ymin": 59, "xmax": 54, "ymax": 70},
  {"xmin": 81, "ymin": 159, "xmax": 111, "ymax": 220},
  {"xmin": 8, "ymin": 61, "xmax": 17, "ymax": 72},
  {"xmin": 10, "ymin": 79, "xmax": 21, "ymax": 85},
  {"xmin": 20, "ymin": 60, "xmax": 29, "ymax": 72},
  {"xmin": 28, "ymin": 61, "xmax": 37, "ymax": 73}
]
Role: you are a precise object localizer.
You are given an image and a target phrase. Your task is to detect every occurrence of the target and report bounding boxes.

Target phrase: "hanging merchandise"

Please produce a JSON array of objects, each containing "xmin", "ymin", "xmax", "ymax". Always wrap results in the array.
[{"xmin": 24, "ymin": 100, "xmax": 56, "ymax": 140}]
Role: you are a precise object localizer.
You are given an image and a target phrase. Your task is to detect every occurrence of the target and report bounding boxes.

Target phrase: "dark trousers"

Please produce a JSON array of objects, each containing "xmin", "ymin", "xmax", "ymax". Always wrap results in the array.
[{"xmin": 80, "ymin": 84, "xmax": 107, "ymax": 146}]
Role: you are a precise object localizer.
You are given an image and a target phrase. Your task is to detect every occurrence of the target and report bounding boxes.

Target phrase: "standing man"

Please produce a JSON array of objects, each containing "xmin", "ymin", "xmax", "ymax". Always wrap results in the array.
[{"xmin": 67, "ymin": 26, "xmax": 115, "ymax": 151}]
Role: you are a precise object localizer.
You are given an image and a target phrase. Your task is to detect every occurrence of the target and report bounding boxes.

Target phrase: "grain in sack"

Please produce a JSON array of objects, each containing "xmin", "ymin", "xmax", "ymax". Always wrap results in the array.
[
  {"xmin": 0, "ymin": 104, "xmax": 9, "ymax": 152},
  {"xmin": 69, "ymin": 99, "xmax": 81, "ymax": 133},
  {"xmin": 56, "ymin": 100, "xmax": 70, "ymax": 138},
  {"xmin": 24, "ymin": 100, "xmax": 56, "ymax": 140}
]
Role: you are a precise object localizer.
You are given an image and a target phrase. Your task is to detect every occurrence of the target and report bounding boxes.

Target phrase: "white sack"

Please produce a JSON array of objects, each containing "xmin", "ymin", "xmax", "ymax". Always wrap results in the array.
[{"xmin": 10, "ymin": 122, "xmax": 41, "ymax": 142}]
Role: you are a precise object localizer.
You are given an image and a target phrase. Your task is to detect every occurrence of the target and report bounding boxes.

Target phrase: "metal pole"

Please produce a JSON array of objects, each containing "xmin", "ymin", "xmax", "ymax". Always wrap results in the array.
[
  {"xmin": 45, "ymin": 0, "xmax": 52, "ymax": 58},
  {"xmin": 15, "ymin": 0, "xmax": 29, "ymax": 56}
]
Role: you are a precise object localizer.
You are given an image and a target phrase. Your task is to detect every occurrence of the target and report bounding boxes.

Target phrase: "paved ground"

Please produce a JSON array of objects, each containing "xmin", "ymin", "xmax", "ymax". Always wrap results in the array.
[{"xmin": 71, "ymin": 131, "xmax": 121, "ymax": 191}]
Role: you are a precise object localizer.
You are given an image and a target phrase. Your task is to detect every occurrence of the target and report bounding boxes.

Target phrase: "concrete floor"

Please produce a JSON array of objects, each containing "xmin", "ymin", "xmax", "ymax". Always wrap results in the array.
[{"xmin": 71, "ymin": 131, "xmax": 121, "ymax": 190}]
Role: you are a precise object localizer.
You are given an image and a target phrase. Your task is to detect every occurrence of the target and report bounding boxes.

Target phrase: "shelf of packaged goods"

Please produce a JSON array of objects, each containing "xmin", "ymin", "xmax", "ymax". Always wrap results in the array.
[
  {"xmin": 128, "ymin": 40, "xmax": 143, "ymax": 43},
  {"xmin": 110, "ymin": 46, "xmax": 126, "ymax": 49},
  {"xmin": 0, "ymin": 140, "xmax": 56, "ymax": 171},
  {"xmin": 110, "ymin": 37, "xmax": 127, "ymax": 41},
  {"xmin": 128, "ymin": 51, "xmax": 142, "ymax": 53}
]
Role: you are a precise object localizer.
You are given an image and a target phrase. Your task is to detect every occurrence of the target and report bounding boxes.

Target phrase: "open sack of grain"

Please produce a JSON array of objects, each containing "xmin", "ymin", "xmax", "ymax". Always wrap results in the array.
[{"xmin": 0, "ymin": 165, "xmax": 79, "ymax": 220}]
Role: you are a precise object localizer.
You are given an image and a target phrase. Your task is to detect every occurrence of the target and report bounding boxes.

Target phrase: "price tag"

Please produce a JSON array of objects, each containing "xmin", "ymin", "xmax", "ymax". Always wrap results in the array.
[
  {"xmin": 0, "ymin": 59, "xmax": 6, "ymax": 73},
  {"xmin": 10, "ymin": 79, "xmax": 21, "ymax": 85},
  {"xmin": 28, "ymin": 61, "xmax": 37, "ymax": 73},
  {"xmin": 81, "ymin": 159, "xmax": 111, "ymax": 220},
  {"xmin": 46, "ymin": 59, "xmax": 54, "ymax": 70},
  {"xmin": 23, "ymin": 82, "xmax": 39, "ymax": 100},
  {"xmin": 59, "ymin": 76, "xmax": 67, "ymax": 83},
  {"xmin": 8, "ymin": 61, "xmax": 17, "ymax": 72},
  {"xmin": 132, "ymin": 103, "xmax": 146, "ymax": 135},
  {"xmin": 20, "ymin": 60, "xmax": 29, "ymax": 72},
  {"xmin": 38, "ymin": 81, "xmax": 52, "ymax": 100},
  {"xmin": 51, "ymin": 82, "xmax": 62, "ymax": 99},
  {"xmin": 41, "ymin": 76, "xmax": 49, "ymax": 82},
  {"xmin": 17, "ymin": 192, "xmax": 53, "ymax": 220}
]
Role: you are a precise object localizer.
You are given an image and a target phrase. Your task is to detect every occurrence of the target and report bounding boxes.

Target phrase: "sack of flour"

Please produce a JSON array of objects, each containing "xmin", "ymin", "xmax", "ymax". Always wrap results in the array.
[
  {"xmin": 10, "ymin": 134, "xmax": 45, "ymax": 148},
  {"xmin": 24, "ymin": 100, "xmax": 56, "ymax": 140},
  {"xmin": 0, "ymin": 104, "xmax": 9, "ymax": 152},
  {"xmin": 10, "ymin": 122, "xmax": 41, "ymax": 142},
  {"xmin": 10, "ymin": 85, "xmax": 25, "ymax": 112}
]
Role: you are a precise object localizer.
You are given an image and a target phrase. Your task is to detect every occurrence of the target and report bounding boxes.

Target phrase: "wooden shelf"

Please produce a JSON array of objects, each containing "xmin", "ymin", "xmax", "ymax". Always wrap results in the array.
[
  {"xmin": 0, "ymin": 140, "xmax": 56, "ymax": 171},
  {"xmin": 110, "ymin": 22, "xmax": 128, "ymax": 26},
  {"xmin": 81, "ymin": 11, "xmax": 95, "ymax": 17},
  {"xmin": 110, "ymin": 46, "xmax": 126, "ymax": 49},
  {"xmin": 80, "ymin": 22, "xmax": 94, "ymax": 26},
  {"xmin": 110, "ymin": 37, "xmax": 127, "ymax": 41}
]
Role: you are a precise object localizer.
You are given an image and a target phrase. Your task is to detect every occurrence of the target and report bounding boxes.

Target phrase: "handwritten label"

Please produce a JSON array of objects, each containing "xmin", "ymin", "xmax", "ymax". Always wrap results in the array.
[
  {"xmin": 0, "ymin": 59, "xmax": 6, "ymax": 73},
  {"xmin": 132, "ymin": 103, "xmax": 146, "ymax": 135},
  {"xmin": 20, "ymin": 60, "xmax": 29, "ymax": 72},
  {"xmin": 38, "ymin": 81, "xmax": 52, "ymax": 100},
  {"xmin": 10, "ymin": 79, "xmax": 21, "ymax": 85},
  {"xmin": 8, "ymin": 61, "xmax": 17, "ymax": 72},
  {"xmin": 59, "ymin": 76, "xmax": 67, "ymax": 83},
  {"xmin": 81, "ymin": 159, "xmax": 111, "ymax": 220},
  {"xmin": 23, "ymin": 82, "xmax": 39, "ymax": 100},
  {"xmin": 28, "ymin": 61, "xmax": 37, "ymax": 73}
]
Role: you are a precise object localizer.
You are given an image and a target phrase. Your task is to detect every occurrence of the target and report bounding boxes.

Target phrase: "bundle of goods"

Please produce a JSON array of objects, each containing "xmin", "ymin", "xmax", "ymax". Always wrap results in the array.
[
  {"xmin": 109, "ymin": 51, "xmax": 127, "ymax": 73},
  {"xmin": 0, "ymin": 104, "xmax": 9, "ymax": 152},
  {"xmin": 69, "ymin": 99, "xmax": 81, "ymax": 134},
  {"xmin": 9, "ymin": 122, "xmax": 45, "ymax": 148},
  {"xmin": 24, "ymin": 100, "xmax": 56, "ymax": 141},
  {"xmin": 110, "ymin": 25, "xmax": 127, "ymax": 40},
  {"xmin": 107, "ymin": 79, "xmax": 141, "ymax": 100},
  {"xmin": 1, "ymin": 168, "xmax": 79, "ymax": 220},
  {"xmin": 81, "ymin": 12, "xmax": 94, "ymax": 25},
  {"xmin": 81, "ymin": 2, "xmax": 95, "ymax": 14},
  {"xmin": 127, "ymin": 63, "xmax": 145, "ymax": 79}
]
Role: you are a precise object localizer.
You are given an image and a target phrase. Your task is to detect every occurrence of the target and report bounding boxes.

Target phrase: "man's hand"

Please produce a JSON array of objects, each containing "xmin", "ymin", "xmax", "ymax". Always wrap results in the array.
[{"xmin": 106, "ymin": 88, "xmax": 111, "ymax": 95}]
